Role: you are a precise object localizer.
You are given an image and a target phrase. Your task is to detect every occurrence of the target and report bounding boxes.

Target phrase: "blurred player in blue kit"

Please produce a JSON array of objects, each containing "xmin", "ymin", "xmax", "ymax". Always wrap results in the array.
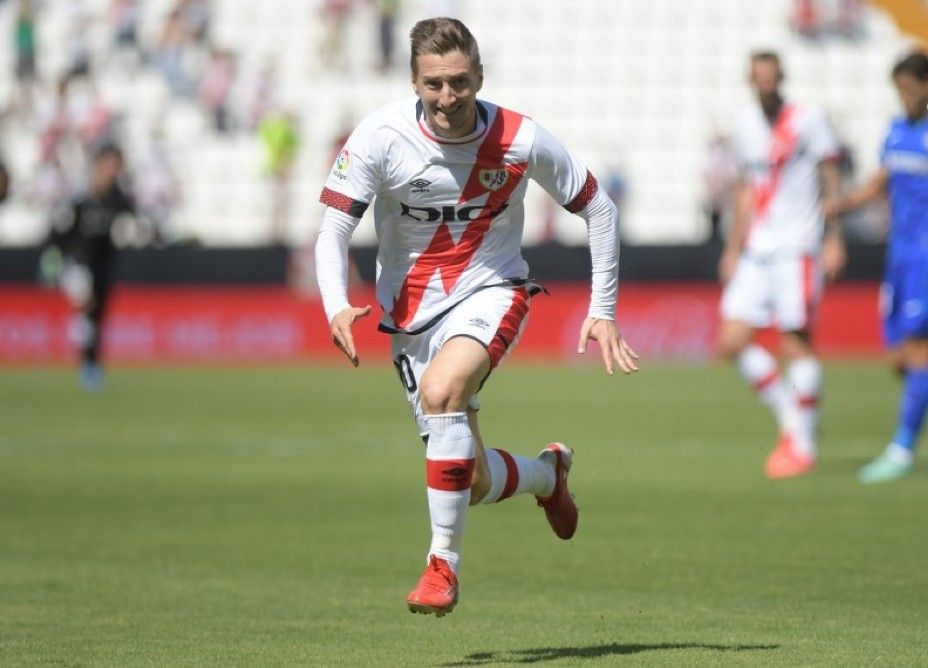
[{"xmin": 827, "ymin": 52, "xmax": 928, "ymax": 483}]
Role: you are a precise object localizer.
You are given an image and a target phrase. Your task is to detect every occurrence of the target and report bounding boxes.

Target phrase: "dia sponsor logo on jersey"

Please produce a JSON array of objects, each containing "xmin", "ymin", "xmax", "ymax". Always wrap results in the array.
[
  {"xmin": 332, "ymin": 149, "xmax": 350, "ymax": 180},
  {"xmin": 400, "ymin": 201, "xmax": 509, "ymax": 222},
  {"xmin": 479, "ymin": 168, "xmax": 509, "ymax": 191}
]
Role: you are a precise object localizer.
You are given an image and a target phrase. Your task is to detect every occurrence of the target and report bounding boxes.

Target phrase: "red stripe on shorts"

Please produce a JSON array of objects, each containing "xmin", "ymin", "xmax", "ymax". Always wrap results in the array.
[
  {"xmin": 494, "ymin": 449, "xmax": 519, "ymax": 502},
  {"xmin": 426, "ymin": 458, "xmax": 475, "ymax": 492},
  {"xmin": 486, "ymin": 287, "xmax": 530, "ymax": 368}
]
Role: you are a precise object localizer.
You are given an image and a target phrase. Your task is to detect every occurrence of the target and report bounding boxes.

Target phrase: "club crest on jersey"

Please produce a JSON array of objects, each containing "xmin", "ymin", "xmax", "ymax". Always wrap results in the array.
[
  {"xmin": 479, "ymin": 168, "xmax": 509, "ymax": 191},
  {"xmin": 332, "ymin": 149, "xmax": 350, "ymax": 180}
]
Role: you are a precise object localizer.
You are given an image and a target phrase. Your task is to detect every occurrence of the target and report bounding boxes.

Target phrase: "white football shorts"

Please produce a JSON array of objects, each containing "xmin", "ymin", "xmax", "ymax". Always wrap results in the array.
[
  {"xmin": 720, "ymin": 252, "xmax": 822, "ymax": 332},
  {"xmin": 390, "ymin": 283, "xmax": 533, "ymax": 436}
]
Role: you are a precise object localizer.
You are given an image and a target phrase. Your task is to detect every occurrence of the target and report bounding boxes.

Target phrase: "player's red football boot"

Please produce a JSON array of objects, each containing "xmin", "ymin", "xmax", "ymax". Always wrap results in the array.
[
  {"xmin": 406, "ymin": 555, "xmax": 458, "ymax": 617},
  {"xmin": 765, "ymin": 432, "xmax": 816, "ymax": 479},
  {"xmin": 535, "ymin": 442, "xmax": 578, "ymax": 539}
]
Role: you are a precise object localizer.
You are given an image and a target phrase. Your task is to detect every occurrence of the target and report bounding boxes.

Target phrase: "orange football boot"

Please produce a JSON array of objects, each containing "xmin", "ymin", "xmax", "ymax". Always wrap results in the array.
[
  {"xmin": 407, "ymin": 555, "xmax": 458, "ymax": 617},
  {"xmin": 765, "ymin": 432, "xmax": 816, "ymax": 479},
  {"xmin": 535, "ymin": 443, "xmax": 578, "ymax": 539}
]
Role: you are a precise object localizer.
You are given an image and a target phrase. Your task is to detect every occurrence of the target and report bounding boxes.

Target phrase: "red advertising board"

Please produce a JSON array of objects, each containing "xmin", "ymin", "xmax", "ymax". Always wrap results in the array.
[{"xmin": 0, "ymin": 282, "xmax": 882, "ymax": 364}]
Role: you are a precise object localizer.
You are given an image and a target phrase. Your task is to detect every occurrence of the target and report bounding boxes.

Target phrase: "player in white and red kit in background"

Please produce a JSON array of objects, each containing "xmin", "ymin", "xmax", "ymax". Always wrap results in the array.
[
  {"xmin": 717, "ymin": 51, "xmax": 845, "ymax": 479},
  {"xmin": 315, "ymin": 18, "xmax": 638, "ymax": 617}
]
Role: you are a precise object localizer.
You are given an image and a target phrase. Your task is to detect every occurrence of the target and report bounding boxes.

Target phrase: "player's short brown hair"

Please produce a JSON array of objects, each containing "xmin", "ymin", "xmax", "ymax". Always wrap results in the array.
[
  {"xmin": 892, "ymin": 51, "xmax": 928, "ymax": 81},
  {"xmin": 750, "ymin": 50, "xmax": 782, "ymax": 71},
  {"xmin": 409, "ymin": 18, "xmax": 481, "ymax": 76}
]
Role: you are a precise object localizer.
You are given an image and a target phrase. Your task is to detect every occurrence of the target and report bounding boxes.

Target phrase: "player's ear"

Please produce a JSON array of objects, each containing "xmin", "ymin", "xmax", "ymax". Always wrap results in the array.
[{"xmin": 476, "ymin": 66, "xmax": 484, "ymax": 93}]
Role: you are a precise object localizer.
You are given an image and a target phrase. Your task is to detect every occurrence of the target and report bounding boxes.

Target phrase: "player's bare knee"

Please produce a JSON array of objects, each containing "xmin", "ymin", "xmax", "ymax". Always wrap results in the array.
[
  {"xmin": 781, "ymin": 331, "xmax": 813, "ymax": 361},
  {"xmin": 717, "ymin": 336, "xmax": 746, "ymax": 362},
  {"xmin": 717, "ymin": 322, "xmax": 752, "ymax": 361},
  {"xmin": 419, "ymin": 373, "xmax": 467, "ymax": 414}
]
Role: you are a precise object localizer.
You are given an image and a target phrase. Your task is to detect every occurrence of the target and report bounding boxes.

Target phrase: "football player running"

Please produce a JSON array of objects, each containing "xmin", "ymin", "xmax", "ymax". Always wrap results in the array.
[
  {"xmin": 825, "ymin": 51, "xmax": 928, "ymax": 484},
  {"xmin": 717, "ymin": 51, "xmax": 844, "ymax": 479},
  {"xmin": 315, "ymin": 17, "xmax": 637, "ymax": 616}
]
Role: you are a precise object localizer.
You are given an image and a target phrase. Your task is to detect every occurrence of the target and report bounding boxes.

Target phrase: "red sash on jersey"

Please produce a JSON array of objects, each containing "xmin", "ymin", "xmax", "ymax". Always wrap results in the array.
[
  {"xmin": 390, "ymin": 108, "xmax": 528, "ymax": 330},
  {"xmin": 749, "ymin": 104, "xmax": 798, "ymax": 236}
]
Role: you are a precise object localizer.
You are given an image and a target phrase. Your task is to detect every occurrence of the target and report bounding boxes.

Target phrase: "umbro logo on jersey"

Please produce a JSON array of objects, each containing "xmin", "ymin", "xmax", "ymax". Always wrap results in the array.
[
  {"xmin": 468, "ymin": 317, "xmax": 489, "ymax": 330},
  {"xmin": 479, "ymin": 168, "xmax": 509, "ymax": 191},
  {"xmin": 409, "ymin": 178, "xmax": 432, "ymax": 194}
]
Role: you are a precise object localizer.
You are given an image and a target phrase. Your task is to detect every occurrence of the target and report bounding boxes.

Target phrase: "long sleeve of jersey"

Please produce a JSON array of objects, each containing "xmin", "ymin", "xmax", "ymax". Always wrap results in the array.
[
  {"xmin": 573, "ymin": 186, "xmax": 620, "ymax": 320},
  {"xmin": 529, "ymin": 124, "xmax": 620, "ymax": 320},
  {"xmin": 315, "ymin": 206, "xmax": 361, "ymax": 323},
  {"xmin": 315, "ymin": 115, "xmax": 382, "ymax": 323}
]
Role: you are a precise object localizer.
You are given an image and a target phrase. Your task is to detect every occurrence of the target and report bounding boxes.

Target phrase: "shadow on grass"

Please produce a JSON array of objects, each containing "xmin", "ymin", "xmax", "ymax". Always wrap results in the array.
[{"xmin": 441, "ymin": 642, "xmax": 780, "ymax": 665}]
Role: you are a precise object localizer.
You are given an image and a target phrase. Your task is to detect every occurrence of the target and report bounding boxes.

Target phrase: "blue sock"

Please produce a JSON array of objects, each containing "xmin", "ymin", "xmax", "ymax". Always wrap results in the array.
[{"xmin": 891, "ymin": 367, "xmax": 928, "ymax": 452}]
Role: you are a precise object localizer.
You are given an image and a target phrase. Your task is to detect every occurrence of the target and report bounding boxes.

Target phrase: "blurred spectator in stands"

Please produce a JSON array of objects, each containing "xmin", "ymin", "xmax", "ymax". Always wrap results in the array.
[
  {"xmin": 13, "ymin": 0, "xmax": 38, "ymax": 119},
  {"xmin": 700, "ymin": 132, "xmax": 739, "ymax": 242},
  {"xmin": 247, "ymin": 58, "xmax": 278, "ymax": 130},
  {"xmin": 791, "ymin": 0, "xmax": 864, "ymax": 39},
  {"xmin": 38, "ymin": 77, "xmax": 74, "ymax": 166},
  {"xmin": 135, "ymin": 127, "xmax": 180, "ymax": 245},
  {"xmin": 259, "ymin": 109, "xmax": 299, "ymax": 244},
  {"xmin": 65, "ymin": 0, "xmax": 93, "ymax": 78},
  {"xmin": 38, "ymin": 144, "xmax": 136, "ymax": 392},
  {"xmin": 833, "ymin": 0, "xmax": 864, "ymax": 39},
  {"xmin": 181, "ymin": 0, "xmax": 212, "ymax": 44},
  {"xmin": 198, "ymin": 47, "xmax": 237, "ymax": 133},
  {"xmin": 318, "ymin": 0, "xmax": 354, "ymax": 72},
  {"xmin": 109, "ymin": 0, "xmax": 142, "ymax": 70},
  {"xmin": 157, "ymin": 7, "xmax": 195, "ymax": 98},
  {"xmin": 791, "ymin": 0, "xmax": 821, "ymax": 38},
  {"xmin": 376, "ymin": 0, "xmax": 400, "ymax": 74},
  {"xmin": 70, "ymin": 78, "xmax": 117, "ymax": 153}
]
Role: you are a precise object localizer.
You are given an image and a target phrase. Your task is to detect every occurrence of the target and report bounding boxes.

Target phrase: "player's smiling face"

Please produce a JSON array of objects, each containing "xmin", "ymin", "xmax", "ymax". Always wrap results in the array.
[{"xmin": 412, "ymin": 50, "xmax": 483, "ymax": 139}]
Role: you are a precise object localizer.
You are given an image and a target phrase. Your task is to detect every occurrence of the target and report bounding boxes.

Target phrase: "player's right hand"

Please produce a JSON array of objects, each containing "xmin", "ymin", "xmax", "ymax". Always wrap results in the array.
[{"xmin": 329, "ymin": 305, "xmax": 372, "ymax": 367}]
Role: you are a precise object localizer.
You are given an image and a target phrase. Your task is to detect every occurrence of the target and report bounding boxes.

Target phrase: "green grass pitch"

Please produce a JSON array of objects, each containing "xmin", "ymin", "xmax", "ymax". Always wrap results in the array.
[{"xmin": 1, "ymin": 362, "xmax": 926, "ymax": 666}]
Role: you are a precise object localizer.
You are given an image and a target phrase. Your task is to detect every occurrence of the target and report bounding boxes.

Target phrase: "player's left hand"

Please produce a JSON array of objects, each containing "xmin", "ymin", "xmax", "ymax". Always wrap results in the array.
[
  {"xmin": 822, "ymin": 233, "xmax": 847, "ymax": 282},
  {"xmin": 578, "ymin": 317, "xmax": 639, "ymax": 375}
]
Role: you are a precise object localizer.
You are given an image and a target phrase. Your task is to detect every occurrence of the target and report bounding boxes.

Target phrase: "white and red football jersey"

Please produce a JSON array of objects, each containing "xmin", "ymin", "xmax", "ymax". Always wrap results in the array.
[
  {"xmin": 734, "ymin": 101, "xmax": 840, "ymax": 256},
  {"xmin": 319, "ymin": 97, "xmax": 601, "ymax": 333}
]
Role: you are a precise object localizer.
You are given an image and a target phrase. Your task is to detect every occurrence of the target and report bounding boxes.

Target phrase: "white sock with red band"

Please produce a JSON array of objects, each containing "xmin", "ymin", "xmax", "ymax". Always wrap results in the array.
[
  {"xmin": 424, "ymin": 412, "xmax": 475, "ymax": 574},
  {"xmin": 737, "ymin": 344, "xmax": 797, "ymax": 433},
  {"xmin": 788, "ymin": 357, "xmax": 821, "ymax": 458},
  {"xmin": 480, "ymin": 448, "xmax": 555, "ymax": 504}
]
